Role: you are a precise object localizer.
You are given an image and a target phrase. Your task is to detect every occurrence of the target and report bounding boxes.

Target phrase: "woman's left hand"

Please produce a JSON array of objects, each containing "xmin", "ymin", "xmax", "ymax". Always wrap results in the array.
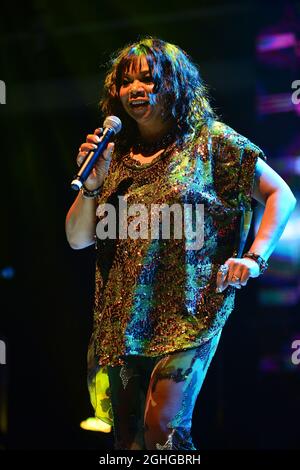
[{"xmin": 216, "ymin": 257, "xmax": 260, "ymax": 293}]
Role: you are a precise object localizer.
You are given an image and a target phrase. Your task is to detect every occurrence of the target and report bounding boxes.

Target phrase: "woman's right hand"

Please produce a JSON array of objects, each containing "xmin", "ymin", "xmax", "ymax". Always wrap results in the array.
[{"xmin": 77, "ymin": 127, "xmax": 114, "ymax": 191}]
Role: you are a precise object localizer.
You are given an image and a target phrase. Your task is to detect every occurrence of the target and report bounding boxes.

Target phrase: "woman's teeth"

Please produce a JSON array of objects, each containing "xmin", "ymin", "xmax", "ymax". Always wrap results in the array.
[{"xmin": 130, "ymin": 100, "xmax": 149, "ymax": 107}]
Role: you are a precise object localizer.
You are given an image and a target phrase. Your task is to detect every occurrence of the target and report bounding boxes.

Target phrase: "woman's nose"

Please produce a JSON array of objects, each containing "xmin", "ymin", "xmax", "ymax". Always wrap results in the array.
[{"xmin": 130, "ymin": 81, "xmax": 145, "ymax": 96}]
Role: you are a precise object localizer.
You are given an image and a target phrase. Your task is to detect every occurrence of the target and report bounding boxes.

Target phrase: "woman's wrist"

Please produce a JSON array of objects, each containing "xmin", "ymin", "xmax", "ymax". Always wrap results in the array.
[
  {"xmin": 80, "ymin": 184, "xmax": 103, "ymax": 199},
  {"xmin": 242, "ymin": 252, "xmax": 269, "ymax": 275}
]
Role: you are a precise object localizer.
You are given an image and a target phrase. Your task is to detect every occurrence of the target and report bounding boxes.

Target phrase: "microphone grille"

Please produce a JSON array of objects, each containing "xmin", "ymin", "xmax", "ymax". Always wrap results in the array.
[{"xmin": 103, "ymin": 116, "xmax": 122, "ymax": 134}]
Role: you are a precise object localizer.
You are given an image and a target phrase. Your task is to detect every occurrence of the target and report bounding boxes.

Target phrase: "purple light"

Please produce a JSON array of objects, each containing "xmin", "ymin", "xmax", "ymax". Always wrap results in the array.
[
  {"xmin": 257, "ymin": 33, "xmax": 296, "ymax": 53},
  {"xmin": 257, "ymin": 93, "xmax": 300, "ymax": 116}
]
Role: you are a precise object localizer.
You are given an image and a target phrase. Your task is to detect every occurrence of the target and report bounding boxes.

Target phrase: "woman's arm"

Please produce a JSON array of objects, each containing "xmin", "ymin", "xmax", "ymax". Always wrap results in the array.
[
  {"xmin": 65, "ymin": 194, "xmax": 97, "ymax": 250},
  {"xmin": 216, "ymin": 157, "xmax": 297, "ymax": 291},
  {"xmin": 65, "ymin": 129, "xmax": 114, "ymax": 250},
  {"xmin": 249, "ymin": 156, "xmax": 297, "ymax": 259}
]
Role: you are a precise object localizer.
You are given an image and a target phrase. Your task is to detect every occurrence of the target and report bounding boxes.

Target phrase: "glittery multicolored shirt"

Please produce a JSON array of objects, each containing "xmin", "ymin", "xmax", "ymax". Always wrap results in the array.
[{"xmin": 91, "ymin": 121, "xmax": 266, "ymax": 366}]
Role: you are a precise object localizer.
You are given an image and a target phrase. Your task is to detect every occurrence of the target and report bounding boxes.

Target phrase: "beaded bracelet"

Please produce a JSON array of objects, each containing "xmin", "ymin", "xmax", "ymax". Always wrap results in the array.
[
  {"xmin": 80, "ymin": 184, "xmax": 102, "ymax": 199},
  {"xmin": 242, "ymin": 252, "xmax": 269, "ymax": 275}
]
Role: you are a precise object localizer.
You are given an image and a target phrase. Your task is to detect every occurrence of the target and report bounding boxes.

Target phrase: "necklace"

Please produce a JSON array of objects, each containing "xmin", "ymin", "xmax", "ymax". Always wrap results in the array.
[{"xmin": 131, "ymin": 131, "xmax": 177, "ymax": 156}]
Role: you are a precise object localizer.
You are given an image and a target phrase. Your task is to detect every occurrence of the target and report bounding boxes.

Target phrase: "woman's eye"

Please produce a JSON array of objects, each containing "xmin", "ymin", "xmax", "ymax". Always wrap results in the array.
[{"xmin": 121, "ymin": 76, "xmax": 153, "ymax": 87}]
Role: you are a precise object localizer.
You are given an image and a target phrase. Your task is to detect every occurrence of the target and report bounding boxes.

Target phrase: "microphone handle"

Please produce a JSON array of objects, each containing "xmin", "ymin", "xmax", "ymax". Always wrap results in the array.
[{"xmin": 71, "ymin": 127, "xmax": 115, "ymax": 191}]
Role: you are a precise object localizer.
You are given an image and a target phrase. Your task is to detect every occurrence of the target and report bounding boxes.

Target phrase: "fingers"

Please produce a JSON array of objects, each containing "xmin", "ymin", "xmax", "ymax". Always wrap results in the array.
[
  {"xmin": 78, "ymin": 128, "xmax": 103, "ymax": 153},
  {"xmin": 94, "ymin": 127, "xmax": 103, "ymax": 136},
  {"xmin": 76, "ymin": 143, "xmax": 97, "ymax": 167},
  {"xmin": 86, "ymin": 133, "xmax": 101, "ymax": 145},
  {"xmin": 77, "ymin": 129, "xmax": 104, "ymax": 164},
  {"xmin": 216, "ymin": 263, "xmax": 229, "ymax": 293},
  {"xmin": 77, "ymin": 143, "xmax": 114, "ymax": 170},
  {"xmin": 238, "ymin": 271, "xmax": 248, "ymax": 287},
  {"xmin": 79, "ymin": 142, "xmax": 98, "ymax": 153},
  {"xmin": 227, "ymin": 273, "xmax": 242, "ymax": 289},
  {"xmin": 76, "ymin": 128, "xmax": 114, "ymax": 170},
  {"xmin": 77, "ymin": 154, "xmax": 85, "ymax": 167},
  {"xmin": 87, "ymin": 127, "xmax": 104, "ymax": 144},
  {"xmin": 216, "ymin": 259, "xmax": 250, "ymax": 293},
  {"xmin": 101, "ymin": 142, "xmax": 114, "ymax": 161}
]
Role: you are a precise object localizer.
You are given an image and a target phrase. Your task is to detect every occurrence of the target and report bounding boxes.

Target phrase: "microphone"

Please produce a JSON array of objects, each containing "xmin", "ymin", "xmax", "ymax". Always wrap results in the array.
[{"xmin": 71, "ymin": 116, "xmax": 122, "ymax": 191}]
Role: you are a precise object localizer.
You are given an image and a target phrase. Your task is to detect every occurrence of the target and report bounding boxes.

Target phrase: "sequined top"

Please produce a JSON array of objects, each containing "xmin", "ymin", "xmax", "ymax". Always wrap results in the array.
[{"xmin": 91, "ymin": 121, "xmax": 266, "ymax": 366}]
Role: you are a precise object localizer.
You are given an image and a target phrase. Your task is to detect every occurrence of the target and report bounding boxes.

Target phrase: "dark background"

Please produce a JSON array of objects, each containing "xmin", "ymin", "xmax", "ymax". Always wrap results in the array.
[{"xmin": 0, "ymin": 0, "xmax": 299, "ymax": 450}]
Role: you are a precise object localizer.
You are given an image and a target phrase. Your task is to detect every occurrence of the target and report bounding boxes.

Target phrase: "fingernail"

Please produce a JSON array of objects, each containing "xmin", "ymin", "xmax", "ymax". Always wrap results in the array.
[
  {"xmin": 95, "ymin": 135, "xmax": 100, "ymax": 142},
  {"xmin": 216, "ymin": 287, "xmax": 222, "ymax": 293},
  {"xmin": 92, "ymin": 144, "xmax": 98, "ymax": 149}
]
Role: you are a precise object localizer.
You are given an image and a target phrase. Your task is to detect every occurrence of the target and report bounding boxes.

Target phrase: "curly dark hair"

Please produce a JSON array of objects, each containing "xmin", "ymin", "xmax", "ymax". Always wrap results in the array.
[{"xmin": 99, "ymin": 36, "xmax": 217, "ymax": 153}]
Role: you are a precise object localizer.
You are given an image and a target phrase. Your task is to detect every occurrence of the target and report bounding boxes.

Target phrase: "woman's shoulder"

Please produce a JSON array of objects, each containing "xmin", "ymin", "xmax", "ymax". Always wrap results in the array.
[
  {"xmin": 209, "ymin": 120, "xmax": 266, "ymax": 160},
  {"xmin": 210, "ymin": 120, "xmax": 248, "ymax": 146}
]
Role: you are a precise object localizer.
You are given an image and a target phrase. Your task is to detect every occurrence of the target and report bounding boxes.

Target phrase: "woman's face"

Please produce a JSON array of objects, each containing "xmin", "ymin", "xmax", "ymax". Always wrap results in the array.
[{"xmin": 119, "ymin": 55, "xmax": 165, "ymax": 129}]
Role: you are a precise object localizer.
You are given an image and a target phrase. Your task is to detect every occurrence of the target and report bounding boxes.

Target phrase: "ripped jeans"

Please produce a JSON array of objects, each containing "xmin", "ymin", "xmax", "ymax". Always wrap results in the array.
[{"xmin": 106, "ymin": 331, "xmax": 221, "ymax": 450}]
